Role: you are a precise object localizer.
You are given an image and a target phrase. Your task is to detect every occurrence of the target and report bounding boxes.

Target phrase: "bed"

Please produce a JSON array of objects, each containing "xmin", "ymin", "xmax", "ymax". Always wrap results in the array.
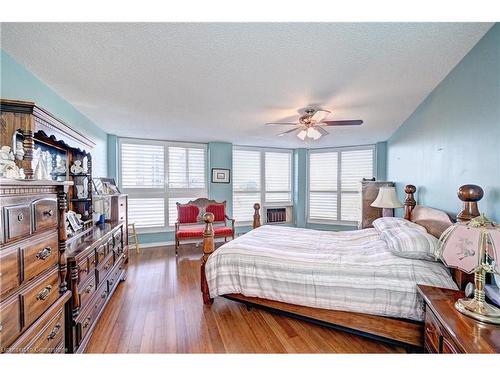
[{"xmin": 199, "ymin": 184, "xmax": 469, "ymax": 350}]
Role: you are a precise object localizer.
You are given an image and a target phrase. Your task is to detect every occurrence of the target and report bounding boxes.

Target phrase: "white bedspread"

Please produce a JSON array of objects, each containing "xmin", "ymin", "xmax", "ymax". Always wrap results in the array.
[{"xmin": 205, "ymin": 225, "xmax": 458, "ymax": 321}]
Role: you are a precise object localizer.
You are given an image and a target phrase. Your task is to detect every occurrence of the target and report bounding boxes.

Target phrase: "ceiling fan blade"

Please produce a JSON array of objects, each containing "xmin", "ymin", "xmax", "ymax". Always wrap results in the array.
[
  {"xmin": 316, "ymin": 126, "xmax": 329, "ymax": 136},
  {"xmin": 311, "ymin": 109, "xmax": 331, "ymax": 123},
  {"xmin": 266, "ymin": 122, "xmax": 300, "ymax": 126},
  {"xmin": 277, "ymin": 127, "xmax": 301, "ymax": 136},
  {"xmin": 321, "ymin": 120, "xmax": 363, "ymax": 126}
]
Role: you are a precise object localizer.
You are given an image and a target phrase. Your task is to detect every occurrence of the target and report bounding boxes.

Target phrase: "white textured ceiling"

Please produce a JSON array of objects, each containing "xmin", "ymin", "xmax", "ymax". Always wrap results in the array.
[{"xmin": 0, "ymin": 23, "xmax": 493, "ymax": 148}]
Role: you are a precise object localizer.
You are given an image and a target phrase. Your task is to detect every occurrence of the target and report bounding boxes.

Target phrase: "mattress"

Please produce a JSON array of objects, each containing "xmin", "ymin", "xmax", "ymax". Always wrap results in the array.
[{"xmin": 205, "ymin": 225, "xmax": 458, "ymax": 321}]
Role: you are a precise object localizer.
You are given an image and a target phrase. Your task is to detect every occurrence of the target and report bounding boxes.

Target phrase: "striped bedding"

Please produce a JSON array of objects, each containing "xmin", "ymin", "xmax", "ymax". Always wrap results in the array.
[{"xmin": 205, "ymin": 225, "xmax": 458, "ymax": 321}]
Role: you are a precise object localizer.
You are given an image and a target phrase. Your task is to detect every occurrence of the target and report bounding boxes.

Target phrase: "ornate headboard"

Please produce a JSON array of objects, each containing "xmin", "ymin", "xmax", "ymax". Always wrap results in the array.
[{"xmin": 402, "ymin": 184, "xmax": 484, "ymax": 290}]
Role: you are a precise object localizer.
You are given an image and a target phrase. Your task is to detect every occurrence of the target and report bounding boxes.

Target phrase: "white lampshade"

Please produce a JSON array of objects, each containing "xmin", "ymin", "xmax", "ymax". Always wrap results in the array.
[
  {"xmin": 306, "ymin": 127, "xmax": 322, "ymax": 140},
  {"xmin": 371, "ymin": 186, "xmax": 403, "ymax": 209}
]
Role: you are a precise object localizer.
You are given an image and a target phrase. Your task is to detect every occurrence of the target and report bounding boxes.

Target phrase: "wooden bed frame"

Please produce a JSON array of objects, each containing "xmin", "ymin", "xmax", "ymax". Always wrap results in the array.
[{"xmin": 200, "ymin": 184, "xmax": 482, "ymax": 351}]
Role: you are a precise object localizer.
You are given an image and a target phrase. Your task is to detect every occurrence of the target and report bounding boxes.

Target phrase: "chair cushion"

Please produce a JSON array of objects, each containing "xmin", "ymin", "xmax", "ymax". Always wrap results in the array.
[
  {"xmin": 176, "ymin": 225, "xmax": 233, "ymax": 239},
  {"xmin": 206, "ymin": 203, "xmax": 226, "ymax": 222},
  {"xmin": 177, "ymin": 204, "xmax": 200, "ymax": 224}
]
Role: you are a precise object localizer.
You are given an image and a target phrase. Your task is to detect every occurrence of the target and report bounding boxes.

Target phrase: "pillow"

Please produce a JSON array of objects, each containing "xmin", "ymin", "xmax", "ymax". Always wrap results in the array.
[
  {"xmin": 380, "ymin": 227, "xmax": 438, "ymax": 261},
  {"xmin": 372, "ymin": 217, "xmax": 427, "ymax": 234},
  {"xmin": 413, "ymin": 220, "xmax": 452, "ymax": 239}
]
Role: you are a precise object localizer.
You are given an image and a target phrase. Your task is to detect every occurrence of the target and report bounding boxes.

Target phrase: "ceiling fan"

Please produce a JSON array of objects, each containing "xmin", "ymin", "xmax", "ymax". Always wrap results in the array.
[{"xmin": 266, "ymin": 108, "xmax": 363, "ymax": 141}]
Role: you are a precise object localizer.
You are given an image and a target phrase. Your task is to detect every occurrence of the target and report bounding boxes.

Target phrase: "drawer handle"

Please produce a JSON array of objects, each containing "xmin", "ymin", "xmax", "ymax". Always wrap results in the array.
[
  {"xmin": 0, "ymin": 323, "xmax": 3, "ymax": 333},
  {"xmin": 36, "ymin": 285, "xmax": 53, "ymax": 301},
  {"xmin": 104, "ymin": 264, "xmax": 110, "ymax": 271},
  {"xmin": 17, "ymin": 213, "xmax": 24, "ymax": 222},
  {"xmin": 82, "ymin": 317, "xmax": 91, "ymax": 329},
  {"xmin": 43, "ymin": 209, "xmax": 54, "ymax": 217},
  {"xmin": 84, "ymin": 284, "xmax": 94, "ymax": 294},
  {"xmin": 36, "ymin": 247, "xmax": 52, "ymax": 260},
  {"xmin": 47, "ymin": 323, "xmax": 61, "ymax": 340},
  {"xmin": 101, "ymin": 292, "xmax": 108, "ymax": 299}
]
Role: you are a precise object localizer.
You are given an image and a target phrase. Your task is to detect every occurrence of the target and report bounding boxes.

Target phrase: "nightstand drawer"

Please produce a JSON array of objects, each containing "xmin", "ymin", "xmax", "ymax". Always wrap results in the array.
[{"xmin": 424, "ymin": 309, "xmax": 441, "ymax": 353}]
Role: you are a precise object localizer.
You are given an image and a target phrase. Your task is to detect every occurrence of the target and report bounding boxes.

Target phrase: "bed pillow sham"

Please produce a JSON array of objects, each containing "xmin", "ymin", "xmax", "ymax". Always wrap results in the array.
[
  {"xmin": 372, "ymin": 217, "xmax": 427, "ymax": 234},
  {"xmin": 380, "ymin": 227, "xmax": 438, "ymax": 261}
]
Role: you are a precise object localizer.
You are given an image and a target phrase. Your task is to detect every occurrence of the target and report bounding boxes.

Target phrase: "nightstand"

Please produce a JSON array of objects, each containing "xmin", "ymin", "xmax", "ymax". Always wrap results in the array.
[{"xmin": 417, "ymin": 285, "xmax": 500, "ymax": 353}]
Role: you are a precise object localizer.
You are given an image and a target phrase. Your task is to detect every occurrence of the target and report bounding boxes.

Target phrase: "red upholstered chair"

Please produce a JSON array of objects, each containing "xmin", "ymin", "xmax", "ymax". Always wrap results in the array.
[{"xmin": 175, "ymin": 198, "xmax": 235, "ymax": 254}]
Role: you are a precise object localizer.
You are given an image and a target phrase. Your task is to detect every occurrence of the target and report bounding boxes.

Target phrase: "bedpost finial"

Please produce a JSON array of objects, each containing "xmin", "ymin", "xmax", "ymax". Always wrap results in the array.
[
  {"xmin": 404, "ymin": 184, "xmax": 416, "ymax": 194},
  {"xmin": 457, "ymin": 184, "xmax": 484, "ymax": 202},
  {"xmin": 203, "ymin": 212, "xmax": 214, "ymax": 223},
  {"xmin": 253, "ymin": 203, "xmax": 261, "ymax": 229},
  {"xmin": 403, "ymin": 184, "xmax": 416, "ymax": 221},
  {"xmin": 457, "ymin": 184, "xmax": 483, "ymax": 222}
]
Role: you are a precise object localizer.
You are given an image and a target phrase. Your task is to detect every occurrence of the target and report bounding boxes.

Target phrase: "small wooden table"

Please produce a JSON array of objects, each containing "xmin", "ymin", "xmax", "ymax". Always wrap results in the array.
[{"xmin": 417, "ymin": 285, "xmax": 500, "ymax": 353}]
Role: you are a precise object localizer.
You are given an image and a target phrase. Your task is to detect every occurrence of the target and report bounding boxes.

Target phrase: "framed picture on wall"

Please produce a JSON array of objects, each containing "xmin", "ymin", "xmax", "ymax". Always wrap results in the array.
[{"xmin": 211, "ymin": 168, "xmax": 230, "ymax": 184}]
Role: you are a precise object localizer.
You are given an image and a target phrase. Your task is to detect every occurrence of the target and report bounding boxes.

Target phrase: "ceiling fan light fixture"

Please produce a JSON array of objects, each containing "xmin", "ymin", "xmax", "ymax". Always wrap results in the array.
[
  {"xmin": 297, "ymin": 129, "xmax": 307, "ymax": 140},
  {"xmin": 307, "ymin": 127, "xmax": 322, "ymax": 140}
]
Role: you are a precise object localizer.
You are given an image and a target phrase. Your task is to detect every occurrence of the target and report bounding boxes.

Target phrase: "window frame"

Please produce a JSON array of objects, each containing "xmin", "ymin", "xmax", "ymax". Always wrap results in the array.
[
  {"xmin": 233, "ymin": 146, "xmax": 294, "ymax": 226},
  {"xmin": 307, "ymin": 145, "xmax": 376, "ymax": 226},
  {"xmin": 118, "ymin": 137, "xmax": 208, "ymax": 233}
]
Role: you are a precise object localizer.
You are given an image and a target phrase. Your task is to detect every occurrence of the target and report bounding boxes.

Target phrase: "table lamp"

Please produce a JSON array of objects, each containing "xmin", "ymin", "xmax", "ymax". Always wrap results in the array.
[
  {"xmin": 370, "ymin": 186, "xmax": 403, "ymax": 217},
  {"xmin": 437, "ymin": 214, "xmax": 500, "ymax": 324}
]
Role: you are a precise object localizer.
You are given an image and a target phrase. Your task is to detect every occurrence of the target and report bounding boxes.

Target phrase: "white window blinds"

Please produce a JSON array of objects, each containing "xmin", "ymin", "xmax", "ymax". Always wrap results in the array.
[
  {"xmin": 119, "ymin": 139, "xmax": 207, "ymax": 231},
  {"xmin": 168, "ymin": 147, "xmax": 206, "ymax": 189},
  {"xmin": 233, "ymin": 149, "xmax": 261, "ymax": 222},
  {"xmin": 121, "ymin": 143, "xmax": 165, "ymax": 189},
  {"xmin": 308, "ymin": 147, "xmax": 374, "ymax": 224},
  {"xmin": 309, "ymin": 152, "xmax": 338, "ymax": 221},
  {"xmin": 340, "ymin": 149, "xmax": 374, "ymax": 222},
  {"xmin": 265, "ymin": 152, "xmax": 292, "ymax": 203}
]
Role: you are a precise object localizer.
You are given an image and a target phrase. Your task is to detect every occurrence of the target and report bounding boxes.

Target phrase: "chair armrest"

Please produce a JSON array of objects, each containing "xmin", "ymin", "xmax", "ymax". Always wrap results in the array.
[{"xmin": 224, "ymin": 215, "xmax": 235, "ymax": 223}]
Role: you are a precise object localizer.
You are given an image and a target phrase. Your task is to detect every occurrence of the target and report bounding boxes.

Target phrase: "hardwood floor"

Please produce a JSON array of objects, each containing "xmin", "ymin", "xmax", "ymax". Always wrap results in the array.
[{"xmin": 85, "ymin": 244, "xmax": 405, "ymax": 353}]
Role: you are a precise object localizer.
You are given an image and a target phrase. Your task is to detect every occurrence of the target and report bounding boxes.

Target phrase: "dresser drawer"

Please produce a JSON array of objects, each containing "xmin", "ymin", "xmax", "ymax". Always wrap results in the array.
[
  {"xmin": 424, "ymin": 309, "xmax": 441, "ymax": 353},
  {"xmin": 20, "ymin": 267, "xmax": 59, "ymax": 327},
  {"xmin": 95, "ymin": 243, "xmax": 107, "ymax": 264},
  {"xmin": 107, "ymin": 256, "xmax": 125, "ymax": 293},
  {"xmin": 78, "ymin": 253, "xmax": 96, "ymax": 284},
  {"xmin": 32, "ymin": 198, "xmax": 58, "ymax": 233},
  {"xmin": 23, "ymin": 308, "xmax": 64, "ymax": 353},
  {"xmin": 113, "ymin": 228, "xmax": 123, "ymax": 252},
  {"xmin": 78, "ymin": 274, "xmax": 97, "ymax": 311},
  {"xmin": 77, "ymin": 282, "xmax": 108, "ymax": 345},
  {"xmin": 0, "ymin": 246, "xmax": 21, "ymax": 300},
  {"xmin": 441, "ymin": 332, "xmax": 461, "ymax": 354},
  {"xmin": 3, "ymin": 204, "xmax": 31, "ymax": 242},
  {"xmin": 6, "ymin": 291, "xmax": 70, "ymax": 354},
  {"xmin": 0, "ymin": 295, "xmax": 22, "ymax": 351},
  {"xmin": 97, "ymin": 253, "xmax": 114, "ymax": 284},
  {"xmin": 22, "ymin": 234, "xmax": 58, "ymax": 283}
]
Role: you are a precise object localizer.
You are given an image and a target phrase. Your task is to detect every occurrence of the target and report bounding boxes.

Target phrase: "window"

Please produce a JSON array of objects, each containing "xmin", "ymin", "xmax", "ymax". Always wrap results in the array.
[
  {"xmin": 119, "ymin": 139, "xmax": 207, "ymax": 231},
  {"xmin": 308, "ymin": 146, "xmax": 374, "ymax": 224},
  {"xmin": 233, "ymin": 147, "xmax": 292, "ymax": 223}
]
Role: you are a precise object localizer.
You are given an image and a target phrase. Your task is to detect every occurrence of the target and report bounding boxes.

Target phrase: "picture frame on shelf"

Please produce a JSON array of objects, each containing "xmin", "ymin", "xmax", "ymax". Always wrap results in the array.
[
  {"xmin": 211, "ymin": 168, "xmax": 230, "ymax": 184},
  {"xmin": 93, "ymin": 177, "xmax": 120, "ymax": 195},
  {"xmin": 66, "ymin": 211, "xmax": 83, "ymax": 232}
]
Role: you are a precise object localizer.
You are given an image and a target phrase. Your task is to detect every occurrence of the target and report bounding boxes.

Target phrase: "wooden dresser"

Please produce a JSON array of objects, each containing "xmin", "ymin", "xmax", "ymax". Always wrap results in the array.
[
  {"xmin": 0, "ymin": 179, "xmax": 71, "ymax": 353},
  {"xmin": 65, "ymin": 221, "xmax": 128, "ymax": 353},
  {"xmin": 418, "ymin": 285, "xmax": 500, "ymax": 353}
]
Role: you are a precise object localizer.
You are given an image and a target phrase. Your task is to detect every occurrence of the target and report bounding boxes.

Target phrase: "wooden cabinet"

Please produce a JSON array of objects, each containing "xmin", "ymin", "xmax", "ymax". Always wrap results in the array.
[
  {"xmin": 418, "ymin": 285, "xmax": 500, "ymax": 354},
  {"xmin": 65, "ymin": 222, "xmax": 128, "ymax": 353},
  {"xmin": 0, "ymin": 180, "xmax": 71, "ymax": 353}
]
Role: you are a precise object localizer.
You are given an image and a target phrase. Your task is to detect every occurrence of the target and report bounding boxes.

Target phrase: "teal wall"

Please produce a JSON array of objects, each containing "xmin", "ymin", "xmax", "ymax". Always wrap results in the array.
[
  {"xmin": 208, "ymin": 142, "xmax": 233, "ymax": 216},
  {"xmin": 0, "ymin": 50, "xmax": 108, "ymax": 176},
  {"xmin": 387, "ymin": 24, "xmax": 499, "ymax": 222},
  {"xmin": 106, "ymin": 134, "xmax": 118, "ymax": 180}
]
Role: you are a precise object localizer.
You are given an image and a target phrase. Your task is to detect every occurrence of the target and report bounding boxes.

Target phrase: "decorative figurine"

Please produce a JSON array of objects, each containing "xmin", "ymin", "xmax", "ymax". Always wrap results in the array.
[
  {"xmin": 55, "ymin": 155, "xmax": 66, "ymax": 174},
  {"xmin": 70, "ymin": 160, "xmax": 84, "ymax": 174},
  {"xmin": 33, "ymin": 148, "xmax": 51, "ymax": 180},
  {"xmin": 0, "ymin": 145, "xmax": 23, "ymax": 179},
  {"xmin": 15, "ymin": 141, "xmax": 25, "ymax": 161},
  {"xmin": 76, "ymin": 184, "xmax": 87, "ymax": 199}
]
